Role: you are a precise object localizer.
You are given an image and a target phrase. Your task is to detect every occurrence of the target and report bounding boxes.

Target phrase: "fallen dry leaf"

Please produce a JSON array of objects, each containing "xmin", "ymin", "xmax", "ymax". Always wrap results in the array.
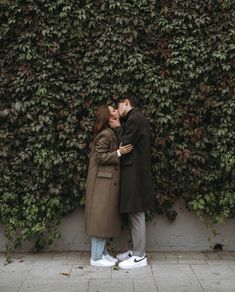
[{"xmin": 59, "ymin": 272, "xmax": 70, "ymax": 276}]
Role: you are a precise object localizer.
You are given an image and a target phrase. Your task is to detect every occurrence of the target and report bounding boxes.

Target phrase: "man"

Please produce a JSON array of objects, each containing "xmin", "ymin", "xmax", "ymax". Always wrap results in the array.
[{"xmin": 109, "ymin": 95, "xmax": 155, "ymax": 269}]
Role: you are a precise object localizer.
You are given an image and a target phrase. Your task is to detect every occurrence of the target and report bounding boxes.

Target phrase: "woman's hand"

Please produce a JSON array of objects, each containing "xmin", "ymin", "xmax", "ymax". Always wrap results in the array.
[{"xmin": 119, "ymin": 143, "xmax": 133, "ymax": 155}]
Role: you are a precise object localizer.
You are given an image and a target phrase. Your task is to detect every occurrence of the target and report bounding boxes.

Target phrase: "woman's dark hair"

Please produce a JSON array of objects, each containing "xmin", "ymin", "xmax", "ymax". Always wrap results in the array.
[{"xmin": 94, "ymin": 105, "xmax": 110, "ymax": 135}]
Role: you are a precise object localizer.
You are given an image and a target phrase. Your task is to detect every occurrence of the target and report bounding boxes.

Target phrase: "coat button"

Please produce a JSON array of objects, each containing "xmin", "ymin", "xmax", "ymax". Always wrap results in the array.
[{"xmin": 113, "ymin": 182, "xmax": 117, "ymax": 186}]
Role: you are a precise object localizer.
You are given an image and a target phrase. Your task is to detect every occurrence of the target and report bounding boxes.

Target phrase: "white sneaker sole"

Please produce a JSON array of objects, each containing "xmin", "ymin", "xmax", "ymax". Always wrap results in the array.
[
  {"xmin": 119, "ymin": 258, "xmax": 147, "ymax": 269},
  {"xmin": 103, "ymin": 255, "xmax": 118, "ymax": 264},
  {"xmin": 90, "ymin": 260, "xmax": 115, "ymax": 268}
]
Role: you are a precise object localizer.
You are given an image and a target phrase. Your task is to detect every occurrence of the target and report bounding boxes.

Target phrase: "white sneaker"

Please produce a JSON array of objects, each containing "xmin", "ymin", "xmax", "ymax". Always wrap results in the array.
[
  {"xmin": 103, "ymin": 253, "xmax": 118, "ymax": 264},
  {"xmin": 90, "ymin": 256, "xmax": 116, "ymax": 267},
  {"xmin": 116, "ymin": 250, "xmax": 133, "ymax": 262},
  {"xmin": 118, "ymin": 255, "xmax": 147, "ymax": 269}
]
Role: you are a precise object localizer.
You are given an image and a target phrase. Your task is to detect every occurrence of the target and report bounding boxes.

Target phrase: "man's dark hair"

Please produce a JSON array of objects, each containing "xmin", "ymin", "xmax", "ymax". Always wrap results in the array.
[
  {"xmin": 125, "ymin": 95, "xmax": 138, "ymax": 107},
  {"xmin": 117, "ymin": 92, "xmax": 139, "ymax": 107}
]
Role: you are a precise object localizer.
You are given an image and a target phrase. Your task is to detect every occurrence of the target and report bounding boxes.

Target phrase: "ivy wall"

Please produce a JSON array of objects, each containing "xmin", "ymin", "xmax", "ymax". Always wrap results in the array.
[{"xmin": 0, "ymin": 0, "xmax": 234, "ymax": 252}]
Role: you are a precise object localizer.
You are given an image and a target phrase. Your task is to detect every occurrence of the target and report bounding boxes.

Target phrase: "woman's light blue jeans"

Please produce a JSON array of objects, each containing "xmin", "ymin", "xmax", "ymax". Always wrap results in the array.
[{"xmin": 91, "ymin": 237, "xmax": 108, "ymax": 261}]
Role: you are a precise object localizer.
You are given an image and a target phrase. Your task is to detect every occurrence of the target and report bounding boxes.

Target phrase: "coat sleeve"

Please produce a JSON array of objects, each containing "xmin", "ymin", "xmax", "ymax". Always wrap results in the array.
[
  {"xmin": 95, "ymin": 133, "xmax": 119, "ymax": 165},
  {"xmin": 114, "ymin": 116, "xmax": 143, "ymax": 146}
]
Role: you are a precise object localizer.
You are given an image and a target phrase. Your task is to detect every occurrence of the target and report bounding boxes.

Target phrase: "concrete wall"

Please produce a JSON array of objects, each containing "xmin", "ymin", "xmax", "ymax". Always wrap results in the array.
[{"xmin": 0, "ymin": 201, "xmax": 234, "ymax": 252}]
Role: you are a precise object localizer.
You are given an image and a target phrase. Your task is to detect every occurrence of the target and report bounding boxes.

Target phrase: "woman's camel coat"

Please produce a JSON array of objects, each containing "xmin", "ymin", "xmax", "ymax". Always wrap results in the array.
[{"xmin": 85, "ymin": 127, "xmax": 121, "ymax": 238}]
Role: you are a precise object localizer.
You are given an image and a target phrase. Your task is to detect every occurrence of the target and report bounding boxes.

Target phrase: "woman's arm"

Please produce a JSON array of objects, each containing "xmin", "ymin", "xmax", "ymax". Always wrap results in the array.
[{"xmin": 95, "ymin": 134, "xmax": 119, "ymax": 165}]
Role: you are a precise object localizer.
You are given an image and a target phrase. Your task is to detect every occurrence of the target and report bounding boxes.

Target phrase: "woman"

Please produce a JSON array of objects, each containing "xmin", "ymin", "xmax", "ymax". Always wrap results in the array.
[{"xmin": 85, "ymin": 105, "xmax": 133, "ymax": 267}]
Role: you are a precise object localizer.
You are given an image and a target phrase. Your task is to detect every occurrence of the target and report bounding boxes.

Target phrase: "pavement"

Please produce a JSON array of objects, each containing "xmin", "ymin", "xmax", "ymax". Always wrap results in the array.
[{"xmin": 0, "ymin": 251, "xmax": 235, "ymax": 292}]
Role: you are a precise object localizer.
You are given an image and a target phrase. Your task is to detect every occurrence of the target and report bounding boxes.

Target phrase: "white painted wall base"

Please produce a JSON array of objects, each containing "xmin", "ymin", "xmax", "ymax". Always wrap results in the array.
[{"xmin": 0, "ymin": 201, "xmax": 234, "ymax": 252}]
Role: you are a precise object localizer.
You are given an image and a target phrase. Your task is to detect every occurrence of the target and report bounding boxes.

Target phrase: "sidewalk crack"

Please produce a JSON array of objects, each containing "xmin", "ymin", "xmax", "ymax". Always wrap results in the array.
[
  {"xmin": 189, "ymin": 264, "xmax": 205, "ymax": 292},
  {"xmin": 17, "ymin": 259, "xmax": 37, "ymax": 292},
  {"xmin": 150, "ymin": 263, "xmax": 160, "ymax": 292}
]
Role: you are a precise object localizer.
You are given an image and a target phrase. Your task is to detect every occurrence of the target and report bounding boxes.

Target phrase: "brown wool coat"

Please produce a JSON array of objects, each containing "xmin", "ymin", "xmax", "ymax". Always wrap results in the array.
[{"xmin": 85, "ymin": 127, "xmax": 121, "ymax": 238}]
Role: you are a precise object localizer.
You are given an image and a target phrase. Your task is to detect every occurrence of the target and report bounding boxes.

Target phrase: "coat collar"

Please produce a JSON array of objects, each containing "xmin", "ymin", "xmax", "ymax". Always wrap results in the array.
[
  {"xmin": 107, "ymin": 127, "xmax": 118, "ymax": 144},
  {"xmin": 126, "ymin": 107, "xmax": 139, "ymax": 119},
  {"xmin": 95, "ymin": 126, "xmax": 117, "ymax": 142},
  {"xmin": 106, "ymin": 126, "xmax": 115, "ymax": 136}
]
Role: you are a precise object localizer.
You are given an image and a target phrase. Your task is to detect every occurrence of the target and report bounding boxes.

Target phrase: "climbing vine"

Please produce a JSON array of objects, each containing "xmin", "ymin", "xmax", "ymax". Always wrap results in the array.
[{"xmin": 0, "ymin": 0, "xmax": 234, "ymax": 254}]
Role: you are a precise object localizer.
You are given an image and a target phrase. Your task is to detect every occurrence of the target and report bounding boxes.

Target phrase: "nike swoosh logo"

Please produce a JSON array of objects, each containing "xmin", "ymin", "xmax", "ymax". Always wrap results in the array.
[{"xmin": 134, "ymin": 256, "xmax": 146, "ymax": 263}]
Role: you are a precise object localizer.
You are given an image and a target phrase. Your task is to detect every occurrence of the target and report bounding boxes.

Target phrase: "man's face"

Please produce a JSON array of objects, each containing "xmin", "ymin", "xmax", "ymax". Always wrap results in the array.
[{"xmin": 118, "ymin": 100, "xmax": 128, "ymax": 117}]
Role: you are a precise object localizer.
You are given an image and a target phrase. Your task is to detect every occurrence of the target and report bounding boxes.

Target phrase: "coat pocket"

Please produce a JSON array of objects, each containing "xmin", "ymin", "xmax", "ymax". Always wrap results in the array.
[{"xmin": 97, "ymin": 171, "xmax": 113, "ymax": 179}]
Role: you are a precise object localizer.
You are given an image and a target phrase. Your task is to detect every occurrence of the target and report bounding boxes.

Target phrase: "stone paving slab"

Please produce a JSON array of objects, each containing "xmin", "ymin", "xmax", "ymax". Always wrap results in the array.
[
  {"xmin": 70, "ymin": 265, "xmax": 112, "ymax": 279},
  {"xmin": 12, "ymin": 253, "xmax": 41, "ymax": 264},
  {"xmin": 191, "ymin": 264, "xmax": 235, "ymax": 292},
  {"xmin": 89, "ymin": 279, "xmax": 134, "ymax": 292},
  {"xmin": 64, "ymin": 251, "xmax": 90, "ymax": 265},
  {"xmin": 25, "ymin": 263, "xmax": 72, "ymax": 282},
  {"xmin": 0, "ymin": 262, "xmax": 34, "ymax": 292},
  {"xmin": 0, "ymin": 251, "xmax": 235, "ymax": 292},
  {"xmin": 148, "ymin": 252, "xmax": 166, "ymax": 261},
  {"xmin": 230, "ymin": 264, "xmax": 235, "ymax": 272},
  {"xmin": 19, "ymin": 279, "xmax": 89, "ymax": 292},
  {"xmin": 65, "ymin": 252, "xmax": 83, "ymax": 264},
  {"xmin": 152, "ymin": 264, "xmax": 204, "ymax": 292},
  {"xmin": 112, "ymin": 265, "xmax": 152, "ymax": 279},
  {"xmin": 133, "ymin": 278, "xmax": 157, "ymax": 292}
]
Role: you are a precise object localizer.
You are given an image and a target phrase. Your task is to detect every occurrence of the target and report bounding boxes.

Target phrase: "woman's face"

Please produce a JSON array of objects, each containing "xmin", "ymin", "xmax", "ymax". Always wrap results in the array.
[{"xmin": 108, "ymin": 106, "xmax": 120, "ymax": 120}]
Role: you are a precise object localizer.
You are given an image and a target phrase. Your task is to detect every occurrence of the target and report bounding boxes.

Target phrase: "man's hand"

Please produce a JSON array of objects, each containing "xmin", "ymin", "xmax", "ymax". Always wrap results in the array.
[{"xmin": 119, "ymin": 143, "xmax": 133, "ymax": 155}]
